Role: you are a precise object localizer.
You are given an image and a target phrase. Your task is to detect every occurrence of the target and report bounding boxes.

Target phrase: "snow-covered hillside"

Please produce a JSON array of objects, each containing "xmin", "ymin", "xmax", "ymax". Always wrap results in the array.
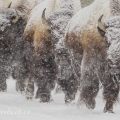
[{"xmin": 0, "ymin": 77, "xmax": 119, "ymax": 120}]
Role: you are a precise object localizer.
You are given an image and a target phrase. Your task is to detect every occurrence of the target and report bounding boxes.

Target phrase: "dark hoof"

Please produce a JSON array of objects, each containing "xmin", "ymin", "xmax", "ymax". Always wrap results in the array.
[
  {"xmin": 0, "ymin": 89, "xmax": 7, "ymax": 92},
  {"xmin": 35, "ymin": 96, "xmax": 39, "ymax": 99},
  {"xmin": 16, "ymin": 87, "xmax": 25, "ymax": 93},
  {"xmin": 50, "ymin": 98, "xmax": 54, "ymax": 102},
  {"xmin": 104, "ymin": 108, "xmax": 114, "ymax": 113},
  {"xmin": 65, "ymin": 99, "xmax": 71, "ymax": 104},
  {"xmin": 104, "ymin": 101, "xmax": 114, "ymax": 113},
  {"xmin": 65, "ymin": 99, "xmax": 75, "ymax": 105},
  {"xmin": 39, "ymin": 100, "xmax": 50, "ymax": 103},
  {"xmin": 76, "ymin": 99, "xmax": 84, "ymax": 108},
  {"xmin": 21, "ymin": 90, "xmax": 25, "ymax": 94},
  {"xmin": 86, "ymin": 99, "xmax": 96, "ymax": 109},
  {"xmin": 26, "ymin": 96, "xmax": 33, "ymax": 100},
  {"xmin": 39, "ymin": 97, "xmax": 53, "ymax": 103},
  {"xmin": 55, "ymin": 86, "xmax": 62, "ymax": 94},
  {"xmin": 0, "ymin": 83, "xmax": 7, "ymax": 92},
  {"xmin": 35, "ymin": 93, "xmax": 40, "ymax": 99}
]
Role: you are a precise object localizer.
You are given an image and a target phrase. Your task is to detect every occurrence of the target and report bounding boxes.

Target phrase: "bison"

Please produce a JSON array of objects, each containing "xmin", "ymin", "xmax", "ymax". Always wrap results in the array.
[
  {"xmin": 46, "ymin": 0, "xmax": 81, "ymax": 103},
  {"xmin": 0, "ymin": 0, "xmax": 44, "ymax": 22},
  {"xmin": 0, "ymin": 0, "xmax": 44, "ymax": 93},
  {"xmin": 64, "ymin": 0, "xmax": 119, "ymax": 113},
  {"xmin": 24, "ymin": 0, "xmax": 81, "ymax": 102},
  {"xmin": 101, "ymin": 16, "xmax": 120, "ymax": 95},
  {"xmin": 0, "ymin": 7, "xmax": 27, "ymax": 92}
]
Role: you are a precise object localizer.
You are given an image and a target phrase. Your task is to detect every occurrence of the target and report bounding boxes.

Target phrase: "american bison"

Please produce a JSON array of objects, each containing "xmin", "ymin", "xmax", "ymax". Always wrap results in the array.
[
  {"xmin": 0, "ymin": 7, "xmax": 27, "ymax": 92},
  {"xmin": 64, "ymin": 0, "xmax": 119, "ymax": 113},
  {"xmin": 46, "ymin": 0, "xmax": 81, "ymax": 103},
  {"xmin": 24, "ymin": 0, "xmax": 81, "ymax": 102},
  {"xmin": 0, "ymin": 0, "xmax": 44, "ymax": 93},
  {"xmin": 0, "ymin": 0, "xmax": 44, "ymax": 22}
]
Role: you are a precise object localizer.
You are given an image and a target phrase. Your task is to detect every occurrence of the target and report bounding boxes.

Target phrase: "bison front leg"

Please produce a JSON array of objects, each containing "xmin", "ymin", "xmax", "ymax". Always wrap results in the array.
[
  {"xmin": 0, "ymin": 67, "xmax": 7, "ymax": 92},
  {"xmin": 12, "ymin": 61, "xmax": 27, "ymax": 93},
  {"xmin": 25, "ymin": 76, "xmax": 34, "ymax": 100},
  {"xmin": 0, "ymin": 78, "xmax": 7, "ymax": 92},
  {"xmin": 55, "ymin": 84, "xmax": 62, "ymax": 94},
  {"xmin": 16, "ymin": 80, "xmax": 26, "ymax": 93},
  {"xmin": 102, "ymin": 74, "xmax": 119, "ymax": 113}
]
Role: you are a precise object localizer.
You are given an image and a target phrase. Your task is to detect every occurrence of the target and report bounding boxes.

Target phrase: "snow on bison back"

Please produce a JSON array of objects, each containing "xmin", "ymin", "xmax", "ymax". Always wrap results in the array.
[
  {"xmin": 23, "ymin": 0, "xmax": 81, "ymax": 103},
  {"xmin": 0, "ymin": 0, "xmax": 44, "ymax": 22},
  {"xmin": 64, "ymin": 0, "xmax": 120, "ymax": 113}
]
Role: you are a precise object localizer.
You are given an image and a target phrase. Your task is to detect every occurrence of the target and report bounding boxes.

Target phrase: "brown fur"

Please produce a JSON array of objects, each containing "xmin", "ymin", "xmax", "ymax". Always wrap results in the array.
[
  {"xmin": 34, "ymin": 22, "xmax": 52, "ymax": 53},
  {"xmin": 0, "ymin": 0, "xmax": 44, "ymax": 22},
  {"xmin": 64, "ymin": 0, "xmax": 120, "ymax": 113},
  {"xmin": 24, "ymin": 19, "xmax": 56, "ymax": 102},
  {"xmin": 24, "ymin": 0, "xmax": 81, "ymax": 103}
]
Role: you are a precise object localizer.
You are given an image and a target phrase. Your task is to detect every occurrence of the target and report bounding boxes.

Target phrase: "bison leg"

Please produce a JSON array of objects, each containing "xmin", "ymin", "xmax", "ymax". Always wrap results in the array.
[
  {"xmin": 58, "ymin": 73, "xmax": 78, "ymax": 104},
  {"xmin": 35, "ymin": 87, "xmax": 53, "ymax": 102},
  {"xmin": 99, "ymin": 62, "xmax": 119, "ymax": 113},
  {"xmin": 12, "ymin": 60, "xmax": 27, "ymax": 93},
  {"xmin": 25, "ymin": 76, "xmax": 34, "ymax": 99},
  {"xmin": 77, "ymin": 72, "xmax": 99, "ymax": 109},
  {"xmin": 0, "ymin": 67, "xmax": 8, "ymax": 92},
  {"xmin": 56, "ymin": 48, "xmax": 78, "ymax": 104},
  {"xmin": 35, "ymin": 74, "xmax": 55, "ymax": 103},
  {"xmin": 36, "ymin": 73, "xmax": 56, "ymax": 103},
  {"xmin": 0, "ymin": 53, "xmax": 9, "ymax": 92},
  {"xmin": 35, "ymin": 51, "xmax": 56, "ymax": 103},
  {"xmin": 78, "ymin": 82, "xmax": 99, "ymax": 109},
  {"xmin": 55, "ymin": 84, "xmax": 62, "ymax": 94},
  {"xmin": 77, "ymin": 52, "xmax": 99, "ymax": 109},
  {"xmin": 0, "ymin": 78, "xmax": 7, "ymax": 92},
  {"xmin": 35, "ymin": 75, "xmax": 55, "ymax": 101},
  {"xmin": 102, "ymin": 74, "xmax": 119, "ymax": 113},
  {"xmin": 16, "ymin": 80, "xmax": 26, "ymax": 93},
  {"xmin": 13, "ymin": 73, "xmax": 26, "ymax": 93}
]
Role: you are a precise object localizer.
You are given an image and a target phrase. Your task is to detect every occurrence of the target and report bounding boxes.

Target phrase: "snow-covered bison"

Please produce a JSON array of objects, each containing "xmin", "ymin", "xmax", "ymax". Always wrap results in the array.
[
  {"xmin": 0, "ymin": 7, "xmax": 27, "ymax": 92},
  {"xmin": 47, "ymin": 0, "xmax": 81, "ymax": 103},
  {"xmin": 24, "ymin": 0, "xmax": 81, "ymax": 102},
  {"xmin": 0, "ymin": 0, "xmax": 44, "ymax": 22},
  {"xmin": 106, "ymin": 16, "xmax": 120, "ymax": 78},
  {"xmin": 64, "ymin": 0, "xmax": 120, "ymax": 113},
  {"xmin": 0, "ymin": 0, "xmax": 44, "ymax": 92}
]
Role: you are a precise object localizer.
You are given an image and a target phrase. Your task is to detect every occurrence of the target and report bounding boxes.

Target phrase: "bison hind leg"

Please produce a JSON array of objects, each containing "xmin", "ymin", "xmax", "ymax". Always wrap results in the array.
[
  {"xmin": 0, "ymin": 79, "xmax": 7, "ymax": 92},
  {"xmin": 77, "ymin": 72, "xmax": 99, "ymax": 109},
  {"xmin": 77, "ymin": 84, "xmax": 99, "ymax": 109},
  {"xmin": 103, "ymin": 78, "xmax": 119, "ymax": 113}
]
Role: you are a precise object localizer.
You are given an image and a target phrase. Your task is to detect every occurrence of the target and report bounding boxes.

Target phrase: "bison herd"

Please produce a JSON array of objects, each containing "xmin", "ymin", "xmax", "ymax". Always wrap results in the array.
[{"xmin": 0, "ymin": 0, "xmax": 120, "ymax": 113}]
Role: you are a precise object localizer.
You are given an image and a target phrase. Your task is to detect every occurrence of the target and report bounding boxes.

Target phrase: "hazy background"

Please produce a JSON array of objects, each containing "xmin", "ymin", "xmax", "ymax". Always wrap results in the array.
[{"xmin": 81, "ymin": 0, "xmax": 94, "ymax": 7}]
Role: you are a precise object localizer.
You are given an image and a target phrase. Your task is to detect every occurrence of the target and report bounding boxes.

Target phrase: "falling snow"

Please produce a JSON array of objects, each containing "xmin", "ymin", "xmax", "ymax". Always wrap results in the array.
[{"xmin": 0, "ymin": 0, "xmax": 120, "ymax": 120}]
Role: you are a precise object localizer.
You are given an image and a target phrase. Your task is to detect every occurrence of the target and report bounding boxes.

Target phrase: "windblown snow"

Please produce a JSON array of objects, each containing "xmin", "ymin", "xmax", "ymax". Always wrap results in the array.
[{"xmin": 0, "ymin": 0, "xmax": 120, "ymax": 119}]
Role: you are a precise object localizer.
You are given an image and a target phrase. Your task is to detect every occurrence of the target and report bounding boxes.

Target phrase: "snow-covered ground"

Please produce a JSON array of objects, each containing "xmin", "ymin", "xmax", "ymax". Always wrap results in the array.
[{"xmin": 0, "ymin": 77, "xmax": 120, "ymax": 120}]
